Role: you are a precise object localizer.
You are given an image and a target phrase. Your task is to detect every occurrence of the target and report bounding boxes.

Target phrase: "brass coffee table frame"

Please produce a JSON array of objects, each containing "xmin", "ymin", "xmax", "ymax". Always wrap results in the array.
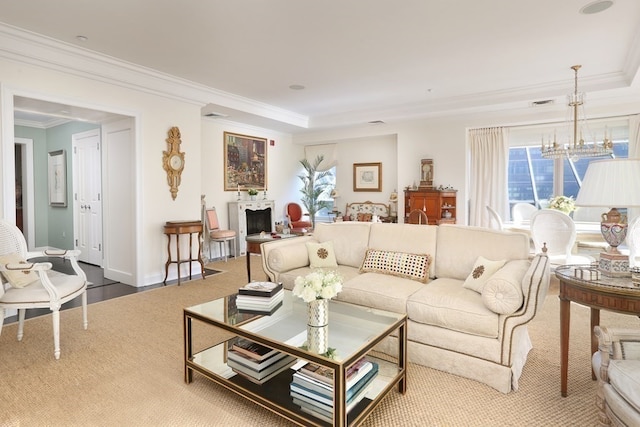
[{"xmin": 184, "ymin": 292, "xmax": 407, "ymax": 426}]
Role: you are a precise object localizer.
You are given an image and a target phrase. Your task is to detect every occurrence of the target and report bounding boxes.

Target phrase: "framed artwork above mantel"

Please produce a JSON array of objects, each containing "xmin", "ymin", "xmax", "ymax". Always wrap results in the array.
[{"xmin": 224, "ymin": 131, "xmax": 267, "ymax": 191}]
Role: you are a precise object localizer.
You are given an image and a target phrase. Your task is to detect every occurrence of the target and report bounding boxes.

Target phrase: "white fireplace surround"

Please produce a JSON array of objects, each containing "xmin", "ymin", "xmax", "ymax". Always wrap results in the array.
[{"xmin": 228, "ymin": 201, "xmax": 275, "ymax": 256}]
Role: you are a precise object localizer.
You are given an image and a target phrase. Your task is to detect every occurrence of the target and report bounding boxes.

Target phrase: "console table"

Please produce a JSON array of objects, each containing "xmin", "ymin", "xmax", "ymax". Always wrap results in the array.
[
  {"xmin": 163, "ymin": 220, "xmax": 204, "ymax": 285},
  {"xmin": 555, "ymin": 265, "xmax": 640, "ymax": 397}
]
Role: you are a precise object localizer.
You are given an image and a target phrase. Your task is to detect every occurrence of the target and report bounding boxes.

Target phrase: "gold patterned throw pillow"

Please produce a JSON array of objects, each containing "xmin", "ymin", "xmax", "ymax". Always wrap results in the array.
[
  {"xmin": 462, "ymin": 256, "xmax": 506, "ymax": 293},
  {"xmin": 306, "ymin": 241, "xmax": 338, "ymax": 268},
  {"xmin": 360, "ymin": 249, "xmax": 431, "ymax": 283}
]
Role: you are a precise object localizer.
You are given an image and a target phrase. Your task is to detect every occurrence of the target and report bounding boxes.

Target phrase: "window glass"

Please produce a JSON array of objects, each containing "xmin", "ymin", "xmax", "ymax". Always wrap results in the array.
[{"xmin": 507, "ymin": 141, "xmax": 628, "ymax": 219}]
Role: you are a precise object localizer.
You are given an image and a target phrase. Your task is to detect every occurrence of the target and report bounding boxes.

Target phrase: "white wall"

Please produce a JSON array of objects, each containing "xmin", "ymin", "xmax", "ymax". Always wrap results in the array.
[
  {"xmin": 200, "ymin": 119, "xmax": 301, "ymax": 259},
  {"xmin": 0, "ymin": 56, "xmax": 203, "ymax": 286}
]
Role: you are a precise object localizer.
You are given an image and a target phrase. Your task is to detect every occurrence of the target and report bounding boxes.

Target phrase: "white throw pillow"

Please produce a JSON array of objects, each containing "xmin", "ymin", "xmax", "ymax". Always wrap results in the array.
[
  {"xmin": 481, "ymin": 260, "xmax": 529, "ymax": 314},
  {"xmin": 462, "ymin": 256, "xmax": 506, "ymax": 293},
  {"xmin": 306, "ymin": 241, "xmax": 338, "ymax": 268},
  {"xmin": 0, "ymin": 253, "xmax": 39, "ymax": 288}
]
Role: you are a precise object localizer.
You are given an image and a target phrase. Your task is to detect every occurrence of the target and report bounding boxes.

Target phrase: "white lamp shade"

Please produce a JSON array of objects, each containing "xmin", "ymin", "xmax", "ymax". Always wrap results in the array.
[{"xmin": 575, "ymin": 159, "xmax": 640, "ymax": 208}]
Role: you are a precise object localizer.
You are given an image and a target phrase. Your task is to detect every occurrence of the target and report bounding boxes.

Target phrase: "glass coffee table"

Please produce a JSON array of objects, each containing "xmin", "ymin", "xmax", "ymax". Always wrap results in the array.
[{"xmin": 184, "ymin": 291, "xmax": 407, "ymax": 426}]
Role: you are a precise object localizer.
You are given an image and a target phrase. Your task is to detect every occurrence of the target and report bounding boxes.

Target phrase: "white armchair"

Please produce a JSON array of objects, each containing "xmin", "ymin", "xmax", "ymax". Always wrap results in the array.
[
  {"xmin": 0, "ymin": 219, "xmax": 88, "ymax": 359},
  {"xmin": 593, "ymin": 326, "xmax": 640, "ymax": 426}
]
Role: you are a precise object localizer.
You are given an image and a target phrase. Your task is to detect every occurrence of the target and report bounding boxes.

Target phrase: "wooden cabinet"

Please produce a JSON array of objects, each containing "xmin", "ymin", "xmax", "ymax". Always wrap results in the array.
[{"xmin": 404, "ymin": 189, "xmax": 457, "ymax": 225}]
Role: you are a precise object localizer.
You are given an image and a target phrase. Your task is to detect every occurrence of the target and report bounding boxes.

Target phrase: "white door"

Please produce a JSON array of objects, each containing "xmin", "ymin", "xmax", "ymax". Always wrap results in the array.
[{"xmin": 73, "ymin": 129, "xmax": 103, "ymax": 266}]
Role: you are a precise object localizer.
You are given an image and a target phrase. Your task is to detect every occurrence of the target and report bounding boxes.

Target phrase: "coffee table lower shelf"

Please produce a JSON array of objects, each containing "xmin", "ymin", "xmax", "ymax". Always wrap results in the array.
[{"xmin": 185, "ymin": 341, "xmax": 404, "ymax": 426}]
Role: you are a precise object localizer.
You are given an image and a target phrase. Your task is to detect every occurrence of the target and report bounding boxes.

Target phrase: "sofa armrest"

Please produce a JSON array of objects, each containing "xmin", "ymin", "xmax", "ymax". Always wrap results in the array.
[
  {"xmin": 260, "ymin": 235, "xmax": 316, "ymax": 282},
  {"xmin": 499, "ymin": 253, "xmax": 551, "ymax": 364}
]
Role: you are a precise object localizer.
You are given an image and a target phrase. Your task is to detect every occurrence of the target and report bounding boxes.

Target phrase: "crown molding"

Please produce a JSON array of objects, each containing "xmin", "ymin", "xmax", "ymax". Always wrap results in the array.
[{"xmin": 0, "ymin": 23, "xmax": 308, "ymax": 129}]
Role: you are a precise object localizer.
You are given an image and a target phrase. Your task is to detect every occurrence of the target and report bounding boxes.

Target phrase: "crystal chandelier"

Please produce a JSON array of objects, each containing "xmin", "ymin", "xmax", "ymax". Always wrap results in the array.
[{"xmin": 541, "ymin": 65, "xmax": 613, "ymax": 160}]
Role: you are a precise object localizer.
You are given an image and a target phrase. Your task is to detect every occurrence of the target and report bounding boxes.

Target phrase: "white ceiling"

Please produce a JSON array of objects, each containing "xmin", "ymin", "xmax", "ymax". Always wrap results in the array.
[{"xmin": 3, "ymin": 0, "xmax": 640, "ymax": 132}]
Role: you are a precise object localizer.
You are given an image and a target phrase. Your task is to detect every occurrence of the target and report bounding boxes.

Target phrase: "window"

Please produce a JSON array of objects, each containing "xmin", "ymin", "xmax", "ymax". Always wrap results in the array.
[{"xmin": 507, "ymin": 119, "xmax": 629, "ymax": 220}]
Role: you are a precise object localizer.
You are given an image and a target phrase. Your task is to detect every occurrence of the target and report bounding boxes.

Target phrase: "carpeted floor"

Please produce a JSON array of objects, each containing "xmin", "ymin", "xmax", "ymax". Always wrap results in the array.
[{"xmin": 0, "ymin": 254, "xmax": 638, "ymax": 426}]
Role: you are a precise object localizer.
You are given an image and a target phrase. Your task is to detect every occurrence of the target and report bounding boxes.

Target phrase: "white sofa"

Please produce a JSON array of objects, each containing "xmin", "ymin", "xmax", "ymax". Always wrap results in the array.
[{"xmin": 260, "ymin": 222, "xmax": 550, "ymax": 393}]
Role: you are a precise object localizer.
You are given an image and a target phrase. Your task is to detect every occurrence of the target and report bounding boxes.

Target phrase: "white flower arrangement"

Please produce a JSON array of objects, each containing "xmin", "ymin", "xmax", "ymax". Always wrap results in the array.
[
  {"xmin": 247, "ymin": 188, "xmax": 259, "ymax": 196},
  {"xmin": 292, "ymin": 270, "xmax": 343, "ymax": 303},
  {"xmin": 548, "ymin": 195, "xmax": 576, "ymax": 214}
]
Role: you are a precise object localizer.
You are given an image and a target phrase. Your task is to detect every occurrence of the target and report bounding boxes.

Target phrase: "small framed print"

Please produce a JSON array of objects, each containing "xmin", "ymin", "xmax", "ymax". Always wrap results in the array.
[
  {"xmin": 48, "ymin": 149, "xmax": 67, "ymax": 207},
  {"xmin": 353, "ymin": 162, "xmax": 382, "ymax": 192},
  {"xmin": 419, "ymin": 159, "xmax": 433, "ymax": 189}
]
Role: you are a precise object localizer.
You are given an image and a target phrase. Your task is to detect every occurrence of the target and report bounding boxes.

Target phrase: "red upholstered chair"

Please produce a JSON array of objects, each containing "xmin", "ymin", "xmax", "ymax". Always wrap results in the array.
[{"xmin": 285, "ymin": 202, "xmax": 312, "ymax": 232}]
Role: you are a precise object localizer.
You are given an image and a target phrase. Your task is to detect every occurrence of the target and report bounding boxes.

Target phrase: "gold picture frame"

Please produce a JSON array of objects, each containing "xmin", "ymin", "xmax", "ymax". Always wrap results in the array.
[
  {"xmin": 353, "ymin": 162, "xmax": 382, "ymax": 192},
  {"xmin": 224, "ymin": 132, "xmax": 268, "ymax": 191}
]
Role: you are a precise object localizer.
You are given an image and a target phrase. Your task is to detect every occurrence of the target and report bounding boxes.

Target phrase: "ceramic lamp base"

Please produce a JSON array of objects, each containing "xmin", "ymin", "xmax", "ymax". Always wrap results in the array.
[{"xmin": 598, "ymin": 251, "xmax": 630, "ymax": 277}]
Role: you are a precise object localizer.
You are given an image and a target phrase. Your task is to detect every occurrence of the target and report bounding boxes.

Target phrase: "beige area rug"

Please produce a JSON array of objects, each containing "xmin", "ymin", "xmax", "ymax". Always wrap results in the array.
[{"xmin": 1, "ymin": 254, "xmax": 638, "ymax": 426}]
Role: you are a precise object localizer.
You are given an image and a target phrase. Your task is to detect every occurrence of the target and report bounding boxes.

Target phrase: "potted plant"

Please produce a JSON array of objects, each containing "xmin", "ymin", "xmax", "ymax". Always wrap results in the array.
[
  {"xmin": 247, "ymin": 188, "xmax": 258, "ymax": 200},
  {"xmin": 298, "ymin": 155, "xmax": 332, "ymax": 230}
]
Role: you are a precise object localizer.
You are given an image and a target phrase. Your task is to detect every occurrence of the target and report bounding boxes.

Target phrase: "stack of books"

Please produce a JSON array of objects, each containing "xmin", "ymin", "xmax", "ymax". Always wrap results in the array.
[
  {"xmin": 227, "ymin": 337, "xmax": 296, "ymax": 384},
  {"xmin": 236, "ymin": 281, "xmax": 284, "ymax": 314},
  {"xmin": 290, "ymin": 357, "xmax": 379, "ymax": 423}
]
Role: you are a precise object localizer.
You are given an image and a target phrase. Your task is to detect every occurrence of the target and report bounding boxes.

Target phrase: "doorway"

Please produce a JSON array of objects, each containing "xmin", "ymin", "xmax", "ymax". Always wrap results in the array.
[
  {"xmin": 8, "ymin": 94, "xmax": 137, "ymax": 285},
  {"xmin": 73, "ymin": 128, "xmax": 103, "ymax": 266}
]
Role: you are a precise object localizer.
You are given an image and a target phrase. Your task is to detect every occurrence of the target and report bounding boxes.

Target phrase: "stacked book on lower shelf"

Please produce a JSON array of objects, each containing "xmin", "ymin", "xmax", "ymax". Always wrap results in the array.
[
  {"xmin": 290, "ymin": 357, "xmax": 379, "ymax": 423},
  {"xmin": 236, "ymin": 282, "xmax": 284, "ymax": 315},
  {"xmin": 227, "ymin": 337, "xmax": 296, "ymax": 384}
]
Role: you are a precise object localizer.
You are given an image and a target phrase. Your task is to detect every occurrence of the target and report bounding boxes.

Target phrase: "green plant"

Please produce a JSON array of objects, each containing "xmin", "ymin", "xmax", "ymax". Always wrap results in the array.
[
  {"xmin": 298, "ymin": 155, "xmax": 332, "ymax": 229},
  {"xmin": 247, "ymin": 188, "xmax": 259, "ymax": 196}
]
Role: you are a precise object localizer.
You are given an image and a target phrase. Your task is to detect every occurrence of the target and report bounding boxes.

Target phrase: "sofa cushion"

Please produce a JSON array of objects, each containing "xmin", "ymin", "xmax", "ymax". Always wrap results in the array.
[
  {"xmin": 0, "ymin": 253, "xmax": 39, "ymax": 288},
  {"xmin": 360, "ymin": 249, "xmax": 431, "ymax": 283},
  {"xmin": 435, "ymin": 225, "xmax": 529, "ymax": 280},
  {"xmin": 407, "ymin": 278, "xmax": 500, "ymax": 338},
  {"xmin": 481, "ymin": 260, "xmax": 529, "ymax": 314},
  {"xmin": 306, "ymin": 241, "xmax": 338, "ymax": 268},
  {"xmin": 313, "ymin": 222, "xmax": 372, "ymax": 268},
  {"xmin": 462, "ymin": 256, "xmax": 506, "ymax": 293},
  {"xmin": 337, "ymin": 272, "xmax": 425, "ymax": 314},
  {"xmin": 608, "ymin": 360, "xmax": 640, "ymax": 414}
]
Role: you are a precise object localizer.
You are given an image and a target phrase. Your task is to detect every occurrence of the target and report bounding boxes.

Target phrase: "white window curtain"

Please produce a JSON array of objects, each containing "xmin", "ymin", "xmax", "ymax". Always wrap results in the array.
[
  {"xmin": 304, "ymin": 144, "xmax": 337, "ymax": 171},
  {"xmin": 629, "ymin": 114, "xmax": 640, "ymax": 159},
  {"xmin": 627, "ymin": 115, "xmax": 640, "ymax": 220},
  {"xmin": 468, "ymin": 127, "xmax": 509, "ymax": 227}
]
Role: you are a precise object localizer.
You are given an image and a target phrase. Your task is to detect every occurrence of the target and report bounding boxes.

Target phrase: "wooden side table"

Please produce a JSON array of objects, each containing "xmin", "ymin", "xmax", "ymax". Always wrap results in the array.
[
  {"xmin": 555, "ymin": 265, "xmax": 640, "ymax": 397},
  {"xmin": 163, "ymin": 220, "xmax": 204, "ymax": 285}
]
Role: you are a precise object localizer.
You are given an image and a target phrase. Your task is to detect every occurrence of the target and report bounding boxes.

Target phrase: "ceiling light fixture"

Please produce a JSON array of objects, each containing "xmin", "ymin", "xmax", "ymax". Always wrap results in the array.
[
  {"xmin": 580, "ymin": 0, "xmax": 614, "ymax": 15},
  {"xmin": 289, "ymin": 84, "xmax": 305, "ymax": 90},
  {"xmin": 541, "ymin": 65, "xmax": 613, "ymax": 160},
  {"xmin": 75, "ymin": 35, "xmax": 88, "ymax": 42}
]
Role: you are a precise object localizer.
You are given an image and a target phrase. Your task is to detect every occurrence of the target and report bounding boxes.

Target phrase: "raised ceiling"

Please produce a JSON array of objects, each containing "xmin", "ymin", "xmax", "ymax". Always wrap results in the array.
[{"xmin": 2, "ymin": 0, "xmax": 640, "ymax": 132}]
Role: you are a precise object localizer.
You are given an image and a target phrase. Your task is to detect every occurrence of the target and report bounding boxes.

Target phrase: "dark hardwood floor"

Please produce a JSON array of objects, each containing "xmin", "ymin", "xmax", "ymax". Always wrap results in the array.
[{"xmin": 3, "ymin": 257, "xmax": 165, "ymax": 324}]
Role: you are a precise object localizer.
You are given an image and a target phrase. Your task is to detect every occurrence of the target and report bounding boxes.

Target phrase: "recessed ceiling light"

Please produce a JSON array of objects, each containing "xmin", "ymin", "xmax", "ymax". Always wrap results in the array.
[
  {"xmin": 289, "ymin": 84, "xmax": 305, "ymax": 91},
  {"xmin": 76, "ymin": 35, "xmax": 88, "ymax": 42},
  {"xmin": 580, "ymin": 0, "xmax": 614, "ymax": 15}
]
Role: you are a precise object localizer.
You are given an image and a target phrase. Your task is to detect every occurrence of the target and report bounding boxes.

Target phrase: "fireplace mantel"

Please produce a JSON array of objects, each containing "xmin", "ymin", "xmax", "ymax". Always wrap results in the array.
[{"xmin": 228, "ymin": 200, "xmax": 275, "ymax": 256}]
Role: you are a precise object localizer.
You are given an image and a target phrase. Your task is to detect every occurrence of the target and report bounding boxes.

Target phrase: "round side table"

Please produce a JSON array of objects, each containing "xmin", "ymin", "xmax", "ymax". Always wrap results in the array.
[{"xmin": 163, "ymin": 220, "xmax": 204, "ymax": 285}]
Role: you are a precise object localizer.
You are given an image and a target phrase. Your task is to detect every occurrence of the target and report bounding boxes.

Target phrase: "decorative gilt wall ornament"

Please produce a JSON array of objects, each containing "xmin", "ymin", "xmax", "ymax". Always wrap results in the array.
[{"xmin": 162, "ymin": 126, "xmax": 185, "ymax": 200}]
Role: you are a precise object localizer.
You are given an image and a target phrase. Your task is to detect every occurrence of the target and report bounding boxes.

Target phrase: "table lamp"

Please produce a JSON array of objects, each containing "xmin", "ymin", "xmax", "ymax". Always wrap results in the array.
[{"xmin": 575, "ymin": 158, "xmax": 640, "ymax": 277}]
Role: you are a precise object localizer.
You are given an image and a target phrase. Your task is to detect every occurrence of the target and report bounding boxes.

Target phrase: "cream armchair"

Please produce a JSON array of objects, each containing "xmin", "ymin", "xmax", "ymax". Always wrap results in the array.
[
  {"xmin": 593, "ymin": 326, "xmax": 640, "ymax": 426},
  {"xmin": 0, "ymin": 219, "xmax": 88, "ymax": 359}
]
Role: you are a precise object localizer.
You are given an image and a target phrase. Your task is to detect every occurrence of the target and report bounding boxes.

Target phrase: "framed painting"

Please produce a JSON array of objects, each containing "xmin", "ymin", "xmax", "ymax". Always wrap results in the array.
[
  {"xmin": 48, "ymin": 149, "xmax": 67, "ymax": 207},
  {"xmin": 419, "ymin": 158, "xmax": 433, "ymax": 189},
  {"xmin": 224, "ymin": 132, "xmax": 268, "ymax": 191},
  {"xmin": 353, "ymin": 162, "xmax": 382, "ymax": 192}
]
